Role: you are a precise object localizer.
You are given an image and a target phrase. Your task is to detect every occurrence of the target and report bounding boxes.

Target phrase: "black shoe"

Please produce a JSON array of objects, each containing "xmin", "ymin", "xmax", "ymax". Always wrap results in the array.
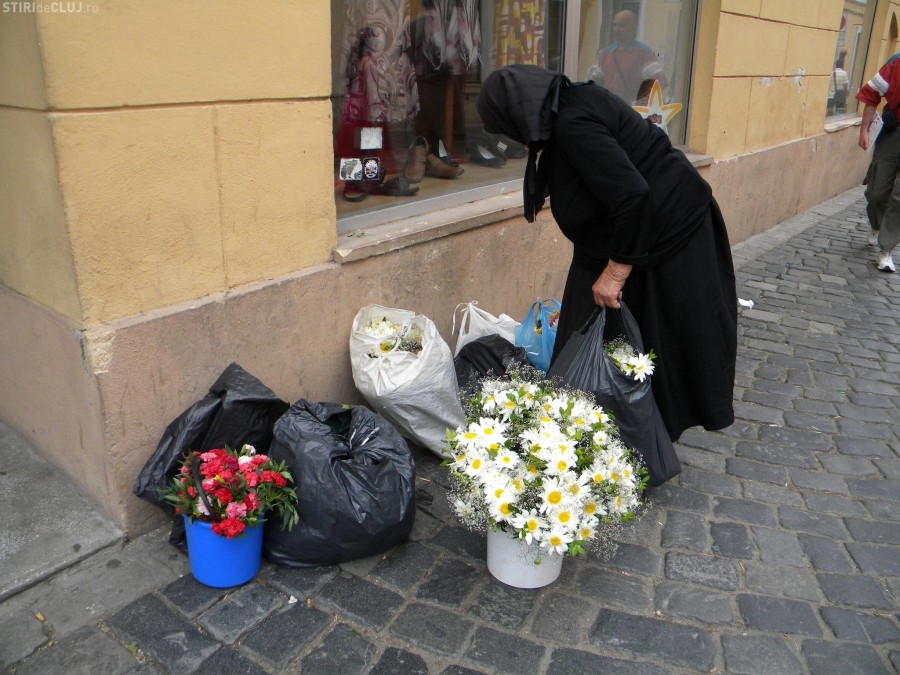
[{"xmin": 468, "ymin": 141, "xmax": 507, "ymax": 167}]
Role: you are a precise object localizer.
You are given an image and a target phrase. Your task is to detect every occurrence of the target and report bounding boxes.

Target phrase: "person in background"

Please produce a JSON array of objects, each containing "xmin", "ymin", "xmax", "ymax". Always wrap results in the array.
[
  {"xmin": 857, "ymin": 54, "xmax": 900, "ymax": 273},
  {"xmin": 477, "ymin": 65, "xmax": 737, "ymax": 442},
  {"xmin": 828, "ymin": 54, "xmax": 850, "ymax": 115},
  {"xmin": 586, "ymin": 9, "xmax": 666, "ymax": 104}
]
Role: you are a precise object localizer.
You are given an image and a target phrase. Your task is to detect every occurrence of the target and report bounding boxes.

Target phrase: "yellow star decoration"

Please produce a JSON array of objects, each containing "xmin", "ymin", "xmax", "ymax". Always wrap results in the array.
[{"xmin": 632, "ymin": 80, "xmax": 682, "ymax": 135}]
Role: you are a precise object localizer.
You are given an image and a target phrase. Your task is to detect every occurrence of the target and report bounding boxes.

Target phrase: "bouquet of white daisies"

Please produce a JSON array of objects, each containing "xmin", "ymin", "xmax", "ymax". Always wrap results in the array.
[{"xmin": 444, "ymin": 368, "xmax": 647, "ymax": 558}]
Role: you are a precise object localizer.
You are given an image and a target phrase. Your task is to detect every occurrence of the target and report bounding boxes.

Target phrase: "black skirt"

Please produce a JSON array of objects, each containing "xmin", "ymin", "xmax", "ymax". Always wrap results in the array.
[{"xmin": 550, "ymin": 199, "xmax": 737, "ymax": 442}]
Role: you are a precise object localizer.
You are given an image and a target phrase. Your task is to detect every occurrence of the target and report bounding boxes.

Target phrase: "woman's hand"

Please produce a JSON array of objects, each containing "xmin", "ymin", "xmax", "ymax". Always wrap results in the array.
[{"xmin": 592, "ymin": 260, "xmax": 633, "ymax": 308}]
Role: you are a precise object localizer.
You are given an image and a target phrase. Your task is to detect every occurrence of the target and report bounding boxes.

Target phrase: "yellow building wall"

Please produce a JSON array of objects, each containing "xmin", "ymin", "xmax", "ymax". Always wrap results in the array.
[
  {"xmin": 699, "ymin": 0, "xmax": 846, "ymax": 158},
  {"xmin": 0, "ymin": 0, "xmax": 337, "ymax": 328}
]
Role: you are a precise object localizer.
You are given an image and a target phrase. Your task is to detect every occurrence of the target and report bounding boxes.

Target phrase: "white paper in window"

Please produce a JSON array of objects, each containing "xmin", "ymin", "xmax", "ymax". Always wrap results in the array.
[{"xmin": 360, "ymin": 127, "xmax": 383, "ymax": 150}]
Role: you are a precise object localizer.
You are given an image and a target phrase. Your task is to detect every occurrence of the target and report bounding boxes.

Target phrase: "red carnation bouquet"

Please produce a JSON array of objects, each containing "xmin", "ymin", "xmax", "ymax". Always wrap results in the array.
[{"xmin": 162, "ymin": 444, "xmax": 299, "ymax": 538}]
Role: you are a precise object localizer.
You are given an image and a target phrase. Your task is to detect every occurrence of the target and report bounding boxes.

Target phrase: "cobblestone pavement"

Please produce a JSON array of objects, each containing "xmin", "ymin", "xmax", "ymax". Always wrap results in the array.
[{"xmin": 2, "ymin": 189, "xmax": 899, "ymax": 674}]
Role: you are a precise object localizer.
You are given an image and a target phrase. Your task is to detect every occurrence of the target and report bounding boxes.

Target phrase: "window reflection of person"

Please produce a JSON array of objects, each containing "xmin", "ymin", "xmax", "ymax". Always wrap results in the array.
[
  {"xmin": 335, "ymin": 26, "xmax": 395, "ymax": 171},
  {"xmin": 587, "ymin": 10, "xmax": 666, "ymax": 105}
]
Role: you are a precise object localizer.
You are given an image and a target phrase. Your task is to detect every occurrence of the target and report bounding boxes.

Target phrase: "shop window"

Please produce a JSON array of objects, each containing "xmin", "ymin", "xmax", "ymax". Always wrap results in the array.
[
  {"xmin": 827, "ymin": 1, "xmax": 873, "ymax": 118},
  {"xmin": 332, "ymin": 0, "xmax": 697, "ymax": 232}
]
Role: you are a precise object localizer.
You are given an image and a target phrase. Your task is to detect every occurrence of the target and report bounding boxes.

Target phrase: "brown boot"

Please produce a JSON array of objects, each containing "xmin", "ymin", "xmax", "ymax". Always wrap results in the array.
[
  {"xmin": 403, "ymin": 136, "xmax": 429, "ymax": 183},
  {"xmin": 425, "ymin": 153, "xmax": 464, "ymax": 179}
]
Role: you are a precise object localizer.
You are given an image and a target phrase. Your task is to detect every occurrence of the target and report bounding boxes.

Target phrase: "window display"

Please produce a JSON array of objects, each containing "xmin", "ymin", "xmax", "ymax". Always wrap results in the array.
[{"xmin": 332, "ymin": 0, "xmax": 696, "ymax": 228}]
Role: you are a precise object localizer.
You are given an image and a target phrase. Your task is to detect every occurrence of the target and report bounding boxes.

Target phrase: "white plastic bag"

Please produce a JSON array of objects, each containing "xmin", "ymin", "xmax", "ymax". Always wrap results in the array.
[
  {"xmin": 350, "ymin": 305, "xmax": 466, "ymax": 457},
  {"xmin": 451, "ymin": 301, "xmax": 520, "ymax": 356}
]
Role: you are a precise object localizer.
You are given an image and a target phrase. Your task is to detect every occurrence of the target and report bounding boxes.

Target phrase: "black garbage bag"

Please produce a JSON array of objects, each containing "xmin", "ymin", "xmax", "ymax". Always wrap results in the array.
[
  {"xmin": 264, "ymin": 400, "xmax": 416, "ymax": 567},
  {"xmin": 133, "ymin": 362, "xmax": 289, "ymax": 551},
  {"xmin": 454, "ymin": 334, "xmax": 530, "ymax": 399},
  {"xmin": 548, "ymin": 304, "xmax": 681, "ymax": 486}
]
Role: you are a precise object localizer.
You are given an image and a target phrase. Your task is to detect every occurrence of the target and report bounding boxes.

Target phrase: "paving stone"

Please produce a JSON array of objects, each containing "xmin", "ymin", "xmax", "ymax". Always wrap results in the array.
[
  {"xmin": 440, "ymin": 666, "xmax": 488, "ymax": 675},
  {"xmin": 792, "ymin": 398, "xmax": 837, "ymax": 416},
  {"xmin": 409, "ymin": 510, "xmax": 442, "ymax": 543},
  {"xmin": 677, "ymin": 467, "xmax": 740, "ymax": 497},
  {"xmin": 0, "ymin": 599, "xmax": 49, "ymax": 668},
  {"xmin": 789, "ymin": 469, "xmax": 849, "ymax": 495},
  {"xmin": 726, "ymin": 457, "xmax": 787, "ymax": 485},
  {"xmin": 741, "ymin": 481, "xmax": 804, "ymax": 507},
  {"xmin": 835, "ymin": 403, "xmax": 895, "ymax": 423},
  {"xmin": 735, "ymin": 440, "xmax": 820, "ymax": 469},
  {"xmin": 797, "ymin": 533, "xmax": 854, "ymax": 573},
  {"xmin": 589, "ymin": 608, "xmax": 716, "ymax": 670},
  {"xmin": 315, "ymin": 573, "xmax": 404, "ymax": 630},
  {"xmin": 837, "ymin": 418, "xmax": 896, "ymax": 441},
  {"xmin": 710, "ymin": 521, "xmax": 754, "ymax": 559},
  {"xmin": 801, "ymin": 640, "xmax": 890, "ymax": 675},
  {"xmin": 660, "ymin": 510, "xmax": 709, "ymax": 552},
  {"xmin": 267, "ymin": 564, "xmax": 338, "ymax": 600},
  {"xmin": 732, "ymin": 401, "xmax": 784, "ymax": 424},
  {"xmin": 416, "ymin": 558, "xmax": 482, "ymax": 607},
  {"xmin": 777, "ymin": 506, "xmax": 849, "ymax": 539},
  {"xmin": 752, "ymin": 526, "xmax": 807, "ymax": 566},
  {"xmin": 846, "ymin": 477, "xmax": 900, "ymax": 501},
  {"xmin": 465, "ymin": 626, "xmax": 545, "ymax": 675},
  {"xmin": 843, "ymin": 516, "xmax": 900, "ymax": 544},
  {"xmin": 613, "ymin": 506, "xmax": 664, "ymax": 546},
  {"xmin": 370, "ymin": 542, "xmax": 439, "ymax": 590},
  {"xmin": 196, "ymin": 583, "xmax": 284, "ymax": 644},
  {"xmin": 158, "ymin": 574, "xmax": 227, "ymax": 619},
  {"xmin": 721, "ymin": 634, "xmax": 803, "ymax": 675},
  {"xmin": 845, "ymin": 542, "xmax": 900, "ymax": 576},
  {"xmin": 338, "ymin": 551, "xmax": 385, "ymax": 578},
  {"xmin": 429, "ymin": 525, "xmax": 486, "ymax": 561},
  {"xmin": 712, "ymin": 496, "xmax": 777, "ymax": 526},
  {"xmin": 677, "ymin": 427, "xmax": 738, "ymax": 452},
  {"xmin": 596, "ymin": 541, "xmax": 662, "ymax": 577},
  {"xmin": 13, "ymin": 625, "xmax": 140, "ymax": 675},
  {"xmin": 645, "ymin": 483, "xmax": 710, "ymax": 513},
  {"xmin": 759, "ymin": 425, "xmax": 834, "ymax": 451},
  {"xmin": 295, "ymin": 623, "xmax": 375, "ymax": 675},
  {"xmin": 736, "ymin": 594, "xmax": 821, "ymax": 635},
  {"xmin": 194, "ymin": 646, "xmax": 269, "ymax": 675},
  {"xmin": 817, "ymin": 573, "xmax": 895, "ymax": 609},
  {"xmin": 677, "ymin": 447, "xmax": 726, "ymax": 473},
  {"xmin": 664, "ymin": 552, "xmax": 739, "ymax": 590},
  {"xmin": 873, "ymin": 457, "xmax": 900, "ymax": 479},
  {"xmin": 105, "ymin": 594, "xmax": 219, "ymax": 674},
  {"xmin": 836, "ymin": 436, "xmax": 896, "ymax": 458},
  {"xmin": 820, "ymin": 456, "xmax": 879, "ymax": 476},
  {"xmin": 820, "ymin": 606, "xmax": 900, "ymax": 644},
  {"xmin": 743, "ymin": 388, "xmax": 791, "ymax": 411},
  {"xmin": 369, "ymin": 647, "xmax": 429, "ymax": 675},
  {"xmin": 575, "ymin": 566, "xmax": 652, "ymax": 613},
  {"xmin": 864, "ymin": 498, "xmax": 899, "ymax": 520},
  {"xmin": 530, "ymin": 593, "xmax": 594, "ymax": 642},
  {"xmin": 718, "ymin": 420, "xmax": 761, "ymax": 440},
  {"xmin": 389, "ymin": 603, "xmax": 474, "ymax": 658},
  {"xmin": 653, "ymin": 580, "xmax": 734, "ymax": 624},
  {"xmin": 548, "ymin": 647, "xmax": 669, "ymax": 675},
  {"xmin": 240, "ymin": 602, "xmax": 330, "ymax": 670},
  {"xmin": 802, "ymin": 491, "xmax": 869, "ymax": 517},
  {"xmin": 743, "ymin": 561, "xmax": 820, "ymax": 601},
  {"xmin": 467, "ymin": 578, "xmax": 540, "ymax": 630}
]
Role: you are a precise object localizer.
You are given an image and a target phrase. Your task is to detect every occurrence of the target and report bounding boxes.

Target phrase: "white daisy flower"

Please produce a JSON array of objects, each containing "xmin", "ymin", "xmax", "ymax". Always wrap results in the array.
[
  {"xmin": 511, "ymin": 509, "xmax": 547, "ymax": 545},
  {"xmin": 541, "ymin": 528, "xmax": 574, "ymax": 555}
]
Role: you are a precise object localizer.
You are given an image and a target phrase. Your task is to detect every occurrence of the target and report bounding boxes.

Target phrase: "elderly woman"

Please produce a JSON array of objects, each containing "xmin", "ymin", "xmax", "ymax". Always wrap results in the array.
[{"xmin": 477, "ymin": 65, "xmax": 737, "ymax": 442}]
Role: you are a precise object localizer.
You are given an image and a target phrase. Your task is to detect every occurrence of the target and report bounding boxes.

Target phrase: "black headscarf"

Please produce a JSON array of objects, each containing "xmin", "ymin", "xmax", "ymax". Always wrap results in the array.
[{"xmin": 477, "ymin": 65, "xmax": 570, "ymax": 222}]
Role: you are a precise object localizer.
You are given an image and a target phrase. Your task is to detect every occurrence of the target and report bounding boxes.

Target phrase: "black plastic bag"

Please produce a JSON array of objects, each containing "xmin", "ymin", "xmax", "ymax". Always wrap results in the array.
[
  {"xmin": 548, "ymin": 304, "xmax": 681, "ymax": 486},
  {"xmin": 133, "ymin": 362, "xmax": 290, "ymax": 551},
  {"xmin": 454, "ymin": 334, "xmax": 530, "ymax": 399},
  {"xmin": 264, "ymin": 400, "xmax": 416, "ymax": 567}
]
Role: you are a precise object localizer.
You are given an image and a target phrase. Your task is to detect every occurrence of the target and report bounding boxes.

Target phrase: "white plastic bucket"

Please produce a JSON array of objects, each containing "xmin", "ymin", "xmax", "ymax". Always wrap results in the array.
[{"xmin": 486, "ymin": 528, "xmax": 563, "ymax": 588}]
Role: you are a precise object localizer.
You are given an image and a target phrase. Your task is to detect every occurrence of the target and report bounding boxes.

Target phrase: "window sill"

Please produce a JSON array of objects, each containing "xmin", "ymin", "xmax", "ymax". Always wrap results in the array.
[
  {"xmin": 824, "ymin": 115, "xmax": 861, "ymax": 132},
  {"xmin": 334, "ymin": 152, "xmax": 714, "ymax": 264}
]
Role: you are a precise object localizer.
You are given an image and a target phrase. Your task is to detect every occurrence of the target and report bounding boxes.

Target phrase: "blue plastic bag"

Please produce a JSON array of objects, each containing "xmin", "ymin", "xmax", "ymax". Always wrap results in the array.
[{"xmin": 514, "ymin": 299, "xmax": 561, "ymax": 372}]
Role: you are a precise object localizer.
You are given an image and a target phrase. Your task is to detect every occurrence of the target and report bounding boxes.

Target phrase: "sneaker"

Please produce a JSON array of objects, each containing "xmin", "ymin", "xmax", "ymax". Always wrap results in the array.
[
  {"xmin": 876, "ymin": 250, "xmax": 896, "ymax": 273},
  {"xmin": 867, "ymin": 229, "xmax": 879, "ymax": 247}
]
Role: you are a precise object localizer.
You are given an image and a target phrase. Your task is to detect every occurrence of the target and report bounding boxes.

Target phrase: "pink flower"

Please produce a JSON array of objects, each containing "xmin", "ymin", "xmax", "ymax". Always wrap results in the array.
[{"xmin": 226, "ymin": 502, "xmax": 248, "ymax": 519}]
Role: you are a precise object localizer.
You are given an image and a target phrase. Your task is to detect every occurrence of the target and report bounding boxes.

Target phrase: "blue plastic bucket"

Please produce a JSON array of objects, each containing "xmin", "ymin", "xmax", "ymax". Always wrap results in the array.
[{"xmin": 183, "ymin": 516, "xmax": 263, "ymax": 588}]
